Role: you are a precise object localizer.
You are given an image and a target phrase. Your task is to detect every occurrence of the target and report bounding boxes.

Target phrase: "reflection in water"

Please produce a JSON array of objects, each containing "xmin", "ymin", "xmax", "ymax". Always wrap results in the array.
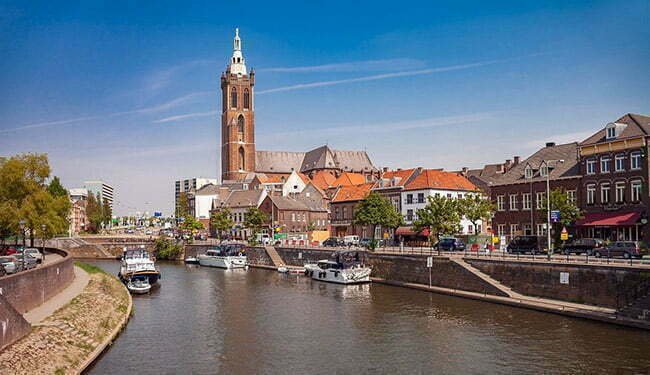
[{"xmin": 87, "ymin": 261, "xmax": 650, "ymax": 374}]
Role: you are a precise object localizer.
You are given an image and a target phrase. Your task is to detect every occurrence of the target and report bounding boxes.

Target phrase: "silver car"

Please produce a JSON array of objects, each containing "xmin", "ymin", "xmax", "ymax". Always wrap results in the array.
[
  {"xmin": 0, "ymin": 256, "xmax": 19, "ymax": 274},
  {"xmin": 24, "ymin": 248, "xmax": 43, "ymax": 264}
]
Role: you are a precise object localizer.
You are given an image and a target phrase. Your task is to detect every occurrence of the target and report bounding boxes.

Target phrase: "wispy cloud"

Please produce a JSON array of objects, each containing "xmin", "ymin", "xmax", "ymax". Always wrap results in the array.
[
  {"xmin": 143, "ymin": 59, "xmax": 215, "ymax": 92},
  {"xmin": 257, "ymin": 60, "xmax": 502, "ymax": 94},
  {"xmin": 1, "ymin": 91, "xmax": 212, "ymax": 133},
  {"xmin": 153, "ymin": 110, "xmax": 218, "ymax": 124},
  {"xmin": 259, "ymin": 58, "xmax": 425, "ymax": 73}
]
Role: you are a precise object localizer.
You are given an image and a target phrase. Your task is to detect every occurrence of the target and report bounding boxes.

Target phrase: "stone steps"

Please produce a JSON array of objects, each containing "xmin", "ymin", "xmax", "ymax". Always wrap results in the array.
[
  {"xmin": 451, "ymin": 258, "xmax": 519, "ymax": 298},
  {"xmin": 264, "ymin": 246, "xmax": 284, "ymax": 268}
]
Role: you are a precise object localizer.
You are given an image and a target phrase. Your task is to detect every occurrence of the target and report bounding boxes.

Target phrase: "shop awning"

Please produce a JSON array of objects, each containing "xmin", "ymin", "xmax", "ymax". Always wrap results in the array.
[
  {"xmin": 575, "ymin": 211, "xmax": 642, "ymax": 227},
  {"xmin": 395, "ymin": 226, "xmax": 430, "ymax": 236}
]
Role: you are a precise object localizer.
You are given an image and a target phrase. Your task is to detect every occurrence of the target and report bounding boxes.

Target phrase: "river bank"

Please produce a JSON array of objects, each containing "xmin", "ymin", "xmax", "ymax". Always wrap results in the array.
[{"xmin": 0, "ymin": 263, "xmax": 132, "ymax": 375}]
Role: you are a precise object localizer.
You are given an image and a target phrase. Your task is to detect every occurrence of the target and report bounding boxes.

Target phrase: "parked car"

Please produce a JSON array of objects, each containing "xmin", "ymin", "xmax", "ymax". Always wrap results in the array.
[
  {"xmin": 594, "ymin": 241, "xmax": 645, "ymax": 259},
  {"xmin": 506, "ymin": 236, "xmax": 547, "ymax": 255},
  {"xmin": 0, "ymin": 256, "xmax": 19, "ymax": 274},
  {"xmin": 1, "ymin": 246, "xmax": 17, "ymax": 256},
  {"xmin": 24, "ymin": 248, "xmax": 44, "ymax": 264},
  {"xmin": 20, "ymin": 255, "xmax": 38, "ymax": 270},
  {"xmin": 562, "ymin": 238, "xmax": 604, "ymax": 256},
  {"xmin": 359, "ymin": 238, "xmax": 372, "ymax": 248},
  {"xmin": 322, "ymin": 237, "xmax": 344, "ymax": 247},
  {"xmin": 343, "ymin": 235, "xmax": 360, "ymax": 247},
  {"xmin": 435, "ymin": 238, "xmax": 466, "ymax": 251}
]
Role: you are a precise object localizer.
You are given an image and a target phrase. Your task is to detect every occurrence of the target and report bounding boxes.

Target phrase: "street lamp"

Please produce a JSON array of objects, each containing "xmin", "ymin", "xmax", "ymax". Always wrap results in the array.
[
  {"xmin": 41, "ymin": 224, "xmax": 47, "ymax": 264},
  {"xmin": 19, "ymin": 220, "xmax": 26, "ymax": 269},
  {"xmin": 545, "ymin": 159, "xmax": 564, "ymax": 261}
]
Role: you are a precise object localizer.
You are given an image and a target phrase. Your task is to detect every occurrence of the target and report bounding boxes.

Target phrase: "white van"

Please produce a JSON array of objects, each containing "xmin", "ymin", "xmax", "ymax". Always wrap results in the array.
[
  {"xmin": 256, "ymin": 233, "xmax": 271, "ymax": 245},
  {"xmin": 343, "ymin": 235, "xmax": 359, "ymax": 246}
]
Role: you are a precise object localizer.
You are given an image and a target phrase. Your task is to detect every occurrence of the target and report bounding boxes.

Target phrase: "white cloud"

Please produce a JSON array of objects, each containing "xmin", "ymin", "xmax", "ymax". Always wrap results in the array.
[
  {"xmin": 256, "ymin": 59, "xmax": 502, "ymax": 95},
  {"xmin": 259, "ymin": 58, "xmax": 425, "ymax": 73},
  {"xmin": 153, "ymin": 110, "xmax": 218, "ymax": 124},
  {"xmin": 143, "ymin": 59, "xmax": 214, "ymax": 92}
]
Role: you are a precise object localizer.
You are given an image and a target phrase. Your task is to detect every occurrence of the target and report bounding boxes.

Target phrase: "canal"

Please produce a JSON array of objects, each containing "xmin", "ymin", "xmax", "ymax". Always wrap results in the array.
[{"xmin": 87, "ymin": 261, "xmax": 650, "ymax": 374}]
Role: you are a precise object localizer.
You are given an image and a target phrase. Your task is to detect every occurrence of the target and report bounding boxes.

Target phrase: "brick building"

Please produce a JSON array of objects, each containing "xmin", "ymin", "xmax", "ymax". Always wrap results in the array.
[
  {"xmin": 259, "ymin": 195, "xmax": 328, "ymax": 235},
  {"xmin": 490, "ymin": 142, "xmax": 581, "ymax": 242},
  {"xmin": 575, "ymin": 113, "xmax": 650, "ymax": 242},
  {"xmin": 330, "ymin": 183, "xmax": 374, "ymax": 237}
]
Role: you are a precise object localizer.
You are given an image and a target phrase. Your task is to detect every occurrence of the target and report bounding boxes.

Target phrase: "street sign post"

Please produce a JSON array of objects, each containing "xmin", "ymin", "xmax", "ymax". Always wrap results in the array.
[
  {"xmin": 551, "ymin": 210, "xmax": 561, "ymax": 223},
  {"xmin": 426, "ymin": 256, "xmax": 433, "ymax": 288},
  {"xmin": 560, "ymin": 227, "xmax": 568, "ymax": 241}
]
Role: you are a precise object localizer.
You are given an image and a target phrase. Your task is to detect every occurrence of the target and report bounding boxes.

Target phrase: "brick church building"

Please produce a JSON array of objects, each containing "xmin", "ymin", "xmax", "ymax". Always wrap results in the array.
[{"xmin": 219, "ymin": 29, "xmax": 378, "ymax": 184}]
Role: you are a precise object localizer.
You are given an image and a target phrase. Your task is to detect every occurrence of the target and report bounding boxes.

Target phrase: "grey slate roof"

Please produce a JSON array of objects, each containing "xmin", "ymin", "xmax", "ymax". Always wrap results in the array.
[
  {"xmin": 491, "ymin": 142, "xmax": 580, "ymax": 186},
  {"xmin": 580, "ymin": 113, "xmax": 650, "ymax": 145},
  {"xmin": 224, "ymin": 190, "xmax": 264, "ymax": 208},
  {"xmin": 255, "ymin": 151, "xmax": 305, "ymax": 173},
  {"xmin": 255, "ymin": 145, "xmax": 377, "ymax": 174}
]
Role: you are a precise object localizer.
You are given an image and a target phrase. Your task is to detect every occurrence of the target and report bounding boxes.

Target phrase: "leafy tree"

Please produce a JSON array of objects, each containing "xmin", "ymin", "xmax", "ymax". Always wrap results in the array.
[
  {"xmin": 18, "ymin": 190, "xmax": 70, "ymax": 246},
  {"xmin": 412, "ymin": 195, "xmax": 462, "ymax": 244},
  {"xmin": 0, "ymin": 202, "xmax": 18, "ymax": 246},
  {"xmin": 352, "ymin": 192, "xmax": 403, "ymax": 243},
  {"xmin": 243, "ymin": 207, "xmax": 268, "ymax": 245},
  {"xmin": 180, "ymin": 215, "xmax": 204, "ymax": 232},
  {"xmin": 457, "ymin": 192, "xmax": 495, "ymax": 235},
  {"xmin": 102, "ymin": 197, "xmax": 112, "ymax": 227},
  {"xmin": 0, "ymin": 153, "xmax": 50, "ymax": 205},
  {"xmin": 541, "ymin": 189, "xmax": 582, "ymax": 249},
  {"xmin": 153, "ymin": 237, "xmax": 183, "ymax": 260},
  {"xmin": 86, "ymin": 193, "xmax": 104, "ymax": 233},
  {"xmin": 210, "ymin": 208, "xmax": 233, "ymax": 239},
  {"xmin": 176, "ymin": 192, "xmax": 189, "ymax": 218},
  {"xmin": 47, "ymin": 176, "xmax": 68, "ymax": 198}
]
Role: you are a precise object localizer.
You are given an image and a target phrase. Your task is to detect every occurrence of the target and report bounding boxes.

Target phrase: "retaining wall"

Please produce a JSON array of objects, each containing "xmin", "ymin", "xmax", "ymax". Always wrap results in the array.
[{"xmin": 0, "ymin": 294, "xmax": 30, "ymax": 351}]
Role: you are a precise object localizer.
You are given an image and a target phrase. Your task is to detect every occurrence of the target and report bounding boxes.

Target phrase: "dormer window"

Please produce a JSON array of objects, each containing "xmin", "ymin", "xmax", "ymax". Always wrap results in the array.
[
  {"xmin": 607, "ymin": 127, "xmax": 616, "ymax": 139},
  {"xmin": 524, "ymin": 165, "xmax": 533, "ymax": 179},
  {"xmin": 539, "ymin": 162, "xmax": 549, "ymax": 177}
]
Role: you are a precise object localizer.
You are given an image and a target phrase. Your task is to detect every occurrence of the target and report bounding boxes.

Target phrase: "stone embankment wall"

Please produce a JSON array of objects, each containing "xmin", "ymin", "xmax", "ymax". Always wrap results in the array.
[
  {"xmin": 466, "ymin": 259, "xmax": 650, "ymax": 309},
  {"xmin": 0, "ymin": 247, "xmax": 74, "ymax": 350},
  {"xmin": 52, "ymin": 237, "xmax": 155, "ymax": 258}
]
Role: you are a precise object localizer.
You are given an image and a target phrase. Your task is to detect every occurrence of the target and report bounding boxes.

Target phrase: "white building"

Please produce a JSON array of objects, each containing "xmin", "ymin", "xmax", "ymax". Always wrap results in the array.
[
  {"xmin": 400, "ymin": 169, "xmax": 483, "ymax": 235},
  {"xmin": 220, "ymin": 189, "xmax": 267, "ymax": 239},
  {"xmin": 175, "ymin": 177, "xmax": 218, "ymax": 214}
]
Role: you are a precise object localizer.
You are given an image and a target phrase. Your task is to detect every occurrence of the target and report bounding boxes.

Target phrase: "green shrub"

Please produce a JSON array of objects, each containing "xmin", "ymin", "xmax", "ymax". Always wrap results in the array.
[{"xmin": 154, "ymin": 237, "xmax": 183, "ymax": 260}]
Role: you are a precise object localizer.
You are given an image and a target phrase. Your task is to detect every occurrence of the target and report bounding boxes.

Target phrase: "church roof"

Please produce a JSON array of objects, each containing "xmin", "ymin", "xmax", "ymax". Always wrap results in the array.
[
  {"xmin": 255, "ymin": 145, "xmax": 377, "ymax": 175},
  {"xmin": 331, "ymin": 149, "xmax": 377, "ymax": 173},
  {"xmin": 255, "ymin": 151, "xmax": 305, "ymax": 174},
  {"xmin": 301, "ymin": 145, "xmax": 337, "ymax": 171}
]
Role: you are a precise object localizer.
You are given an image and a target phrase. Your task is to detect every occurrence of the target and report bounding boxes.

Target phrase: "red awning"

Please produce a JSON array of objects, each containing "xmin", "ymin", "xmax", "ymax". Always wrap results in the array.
[
  {"xmin": 395, "ymin": 226, "xmax": 430, "ymax": 236},
  {"xmin": 575, "ymin": 211, "xmax": 642, "ymax": 227}
]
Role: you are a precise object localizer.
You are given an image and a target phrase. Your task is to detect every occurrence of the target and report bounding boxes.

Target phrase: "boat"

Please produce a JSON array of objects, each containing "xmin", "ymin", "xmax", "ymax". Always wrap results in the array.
[
  {"xmin": 118, "ymin": 248, "xmax": 161, "ymax": 286},
  {"xmin": 198, "ymin": 244, "xmax": 247, "ymax": 269},
  {"xmin": 277, "ymin": 266, "xmax": 289, "ymax": 273},
  {"xmin": 305, "ymin": 250, "xmax": 372, "ymax": 284},
  {"xmin": 127, "ymin": 278, "xmax": 151, "ymax": 294},
  {"xmin": 184, "ymin": 256, "xmax": 199, "ymax": 264},
  {"xmin": 288, "ymin": 267, "xmax": 305, "ymax": 275}
]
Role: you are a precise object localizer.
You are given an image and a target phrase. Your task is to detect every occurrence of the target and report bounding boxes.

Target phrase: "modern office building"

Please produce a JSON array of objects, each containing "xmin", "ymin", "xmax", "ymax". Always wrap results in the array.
[
  {"xmin": 174, "ymin": 177, "xmax": 218, "ymax": 215},
  {"xmin": 84, "ymin": 181, "xmax": 114, "ymax": 210}
]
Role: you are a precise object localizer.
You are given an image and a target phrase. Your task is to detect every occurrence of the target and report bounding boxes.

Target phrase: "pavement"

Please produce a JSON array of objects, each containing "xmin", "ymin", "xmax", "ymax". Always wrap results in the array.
[{"xmin": 23, "ymin": 265, "xmax": 90, "ymax": 324}]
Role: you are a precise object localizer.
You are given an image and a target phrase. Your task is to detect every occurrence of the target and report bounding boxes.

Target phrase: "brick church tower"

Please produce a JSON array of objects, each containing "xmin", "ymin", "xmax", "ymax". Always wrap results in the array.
[{"xmin": 221, "ymin": 28, "xmax": 255, "ymax": 182}]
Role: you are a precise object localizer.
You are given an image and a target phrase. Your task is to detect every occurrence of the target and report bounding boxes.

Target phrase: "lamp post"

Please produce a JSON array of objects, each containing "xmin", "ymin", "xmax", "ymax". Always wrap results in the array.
[
  {"xmin": 41, "ymin": 224, "xmax": 47, "ymax": 264},
  {"xmin": 19, "ymin": 220, "xmax": 26, "ymax": 269},
  {"xmin": 545, "ymin": 159, "xmax": 565, "ymax": 261}
]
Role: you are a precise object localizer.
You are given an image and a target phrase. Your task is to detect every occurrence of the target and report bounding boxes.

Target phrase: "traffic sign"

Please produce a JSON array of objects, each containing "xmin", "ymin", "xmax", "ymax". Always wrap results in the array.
[
  {"xmin": 560, "ymin": 227, "xmax": 568, "ymax": 241},
  {"xmin": 551, "ymin": 210, "xmax": 561, "ymax": 223},
  {"xmin": 426, "ymin": 256, "xmax": 433, "ymax": 268}
]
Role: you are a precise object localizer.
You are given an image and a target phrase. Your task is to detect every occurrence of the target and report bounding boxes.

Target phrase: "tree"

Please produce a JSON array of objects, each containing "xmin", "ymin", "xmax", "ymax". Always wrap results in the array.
[
  {"xmin": 176, "ymin": 192, "xmax": 189, "ymax": 218},
  {"xmin": 86, "ymin": 193, "xmax": 104, "ymax": 233},
  {"xmin": 541, "ymin": 189, "xmax": 582, "ymax": 249},
  {"xmin": 0, "ymin": 153, "xmax": 50, "ymax": 205},
  {"xmin": 412, "ymin": 195, "xmax": 462, "ymax": 244},
  {"xmin": 18, "ymin": 190, "xmax": 70, "ymax": 246},
  {"xmin": 457, "ymin": 192, "xmax": 495, "ymax": 235},
  {"xmin": 0, "ymin": 202, "xmax": 18, "ymax": 246},
  {"xmin": 243, "ymin": 207, "xmax": 268, "ymax": 245},
  {"xmin": 180, "ymin": 215, "xmax": 204, "ymax": 232},
  {"xmin": 352, "ymin": 192, "xmax": 403, "ymax": 249},
  {"xmin": 47, "ymin": 176, "xmax": 68, "ymax": 198},
  {"xmin": 153, "ymin": 237, "xmax": 183, "ymax": 260},
  {"xmin": 102, "ymin": 197, "xmax": 112, "ymax": 227},
  {"xmin": 210, "ymin": 208, "xmax": 233, "ymax": 239}
]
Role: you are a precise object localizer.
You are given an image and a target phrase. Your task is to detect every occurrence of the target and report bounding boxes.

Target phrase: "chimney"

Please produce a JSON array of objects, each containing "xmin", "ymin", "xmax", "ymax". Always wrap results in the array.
[
  {"xmin": 397, "ymin": 168, "xmax": 402, "ymax": 171},
  {"xmin": 546, "ymin": 142, "xmax": 556, "ymax": 148},
  {"xmin": 382, "ymin": 167, "xmax": 389, "ymax": 173},
  {"xmin": 461, "ymin": 167, "xmax": 469, "ymax": 175},
  {"xmin": 497, "ymin": 164, "xmax": 504, "ymax": 173},
  {"xmin": 514, "ymin": 156, "xmax": 521, "ymax": 165}
]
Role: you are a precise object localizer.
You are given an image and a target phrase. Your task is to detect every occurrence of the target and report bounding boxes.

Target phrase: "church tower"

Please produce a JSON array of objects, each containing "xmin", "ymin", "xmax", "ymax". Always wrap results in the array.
[{"xmin": 221, "ymin": 28, "xmax": 255, "ymax": 182}]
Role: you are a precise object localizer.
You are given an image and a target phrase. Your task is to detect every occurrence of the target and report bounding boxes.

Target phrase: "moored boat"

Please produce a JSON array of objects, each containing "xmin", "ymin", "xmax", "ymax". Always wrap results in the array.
[
  {"xmin": 305, "ymin": 250, "xmax": 371, "ymax": 284},
  {"xmin": 127, "ymin": 278, "xmax": 151, "ymax": 294},
  {"xmin": 118, "ymin": 248, "xmax": 161, "ymax": 286},
  {"xmin": 198, "ymin": 243, "xmax": 247, "ymax": 269},
  {"xmin": 184, "ymin": 256, "xmax": 199, "ymax": 264}
]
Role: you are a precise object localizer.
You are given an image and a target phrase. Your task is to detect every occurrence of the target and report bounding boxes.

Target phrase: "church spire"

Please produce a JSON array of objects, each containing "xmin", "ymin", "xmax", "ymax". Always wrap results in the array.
[{"xmin": 229, "ymin": 28, "xmax": 247, "ymax": 76}]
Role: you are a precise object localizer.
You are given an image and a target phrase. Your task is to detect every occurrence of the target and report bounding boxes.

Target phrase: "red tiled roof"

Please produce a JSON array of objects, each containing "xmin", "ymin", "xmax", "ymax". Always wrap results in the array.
[
  {"xmin": 332, "ymin": 183, "xmax": 374, "ymax": 202},
  {"xmin": 379, "ymin": 168, "xmax": 418, "ymax": 186},
  {"xmin": 404, "ymin": 169, "xmax": 477, "ymax": 191},
  {"xmin": 311, "ymin": 170, "xmax": 337, "ymax": 190},
  {"xmin": 332, "ymin": 172, "xmax": 366, "ymax": 187},
  {"xmin": 298, "ymin": 173, "xmax": 311, "ymax": 184}
]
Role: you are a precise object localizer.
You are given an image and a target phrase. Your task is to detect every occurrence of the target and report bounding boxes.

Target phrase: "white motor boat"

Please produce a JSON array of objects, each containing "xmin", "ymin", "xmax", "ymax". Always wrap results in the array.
[
  {"xmin": 198, "ymin": 244, "xmax": 247, "ymax": 269},
  {"xmin": 127, "ymin": 278, "xmax": 151, "ymax": 294},
  {"xmin": 305, "ymin": 250, "xmax": 372, "ymax": 284},
  {"xmin": 118, "ymin": 249, "xmax": 161, "ymax": 286}
]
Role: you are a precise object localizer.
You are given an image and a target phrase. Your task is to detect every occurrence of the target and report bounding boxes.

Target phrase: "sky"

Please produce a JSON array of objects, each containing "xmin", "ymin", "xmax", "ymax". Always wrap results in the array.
[{"xmin": 1, "ymin": 0, "xmax": 648, "ymax": 216}]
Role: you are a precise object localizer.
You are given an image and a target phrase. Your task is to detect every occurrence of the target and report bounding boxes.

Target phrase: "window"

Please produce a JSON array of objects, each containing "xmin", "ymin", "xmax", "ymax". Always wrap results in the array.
[
  {"xmin": 291, "ymin": 213, "xmax": 296, "ymax": 222},
  {"xmin": 615, "ymin": 182, "xmax": 625, "ymax": 203},
  {"xmin": 607, "ymin": 126, "xmax": 616, "ymax": 139},
  {"xmin": 615, "ymin": 154, "xmax": 625, "ymax": 172},
  {"xmin": 522, "ymin": 193, "xmax": 531, "ymax": 210},
  {"xmin": 601, "ymin": 156, "xmax": 610, "ymax": 173},
  {"xmin": 537, "ymin": 224, "xmax": 547, "ymax": 236},
  {"xmin": 631, "ymin": 181, "xmax": 642, "ymax": 202},
  {"xmin": 406, "ymin": 209, "xmax": 414, "ymax": 222},
  {"xmin": 497, "ymin": 224, "xmax": 506, "ymax": 236},
  {"xmin": 631, "ymin": 152, "xmax": 641, "ymax": 170},
  {"xmin": 458, "ymin": 194, "xmax": 463, "ymax": 199},
  {"xmin": 238, "ymin": 147, "xmax": 245, "ymax": 170},
  {"xmin": 406, "ymin": 194, "xmax": 413, "ymax": 204},
  {"xmin": 510, "ymin": 224, "xmax": 520, "ymax": 235},
  {"xmin": 447, "ymin": 193, "xmax": 452, "ymax": 199},
  {"xmin": 243, "ymin": 88, "xmax": 250, "ymax": 109},
  {"xmin": 230, "ymin": 87, "xmax": 238, "ymax": 108},
  {"xmin": 509, "ymin": 194, "xmax": 518, "ymax": 210},
  {"xmin": 417, "ymin": 193, "xmax": 425, "ymax": 203},
  {"xmin": 536, "ymin": 192, "xmax": 546, "ymax": 210},
  {"xmin": 539, "ymin": 163, "xmax": 549, "ymax": 177},
  {"xmin": 523, "ymin": 223, "xmax": 533, "ymax": 236},
  {"xmin": 524, "ymin": 165, "xmax": 533, "ymax": 179},
  {"xmin": 343, "ymin": 207, "xmax": 348, "ymax": 219},
  {"xmin": 566, "ymin": 190, "xmax": 576, "ymax": 204},
  {"xmin": 497, "ymin": 195, "xmax": 505, "ymax": 211},
  {"xmin": 587, "ymin": 184, "xmax": 596, "ymax": 205},
  {"xmin": 334, "ymin": 207, "xmax": 339, "ymax": 219},
  {"xmin": 601, "ymin": 183, "xmax": 610, "ymax": 204},
  {"xmin": 237, "ymin": 115, "xmax": 245, "ymax": 133},
  {"xmin": 586, "ymin": 159, "xmax": 596, "ymax": 175}
]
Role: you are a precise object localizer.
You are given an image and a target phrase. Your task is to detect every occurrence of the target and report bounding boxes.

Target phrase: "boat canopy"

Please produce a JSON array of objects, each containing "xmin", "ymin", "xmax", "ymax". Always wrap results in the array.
[
  {"xmin": 123, "ymin": 249, "xmax": 151, "ymax": 260},
  {"xmin": 330, "ymin": 250, "xmax": 368, "ymax": 266},
  {"xmin": 206, "ymin": 245, "xmax": 246, "ymax": 257}
]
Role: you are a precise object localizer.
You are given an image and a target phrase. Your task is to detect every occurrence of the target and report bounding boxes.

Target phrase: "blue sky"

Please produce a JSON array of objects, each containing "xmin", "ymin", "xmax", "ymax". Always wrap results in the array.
[{"xmin": 1, "ymin": 0, "xmax": 648, "ymax": 215}]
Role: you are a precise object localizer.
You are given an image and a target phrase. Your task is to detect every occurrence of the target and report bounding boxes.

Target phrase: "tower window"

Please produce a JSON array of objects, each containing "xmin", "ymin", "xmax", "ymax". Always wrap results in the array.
[
  {"xmin": 238, "ymin": 147, "xmax": 245, "ymax": 170},
  {"xmin": 243, "ymin": 88, "xmax": 250, "ymax": 109},
  {"xmin": 230, "ymin": 87, "xmax": 238, "ymax": 108},
  {"xmin": 237, "ymin": 115, "xmax": 245, "ymax": 133}
]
